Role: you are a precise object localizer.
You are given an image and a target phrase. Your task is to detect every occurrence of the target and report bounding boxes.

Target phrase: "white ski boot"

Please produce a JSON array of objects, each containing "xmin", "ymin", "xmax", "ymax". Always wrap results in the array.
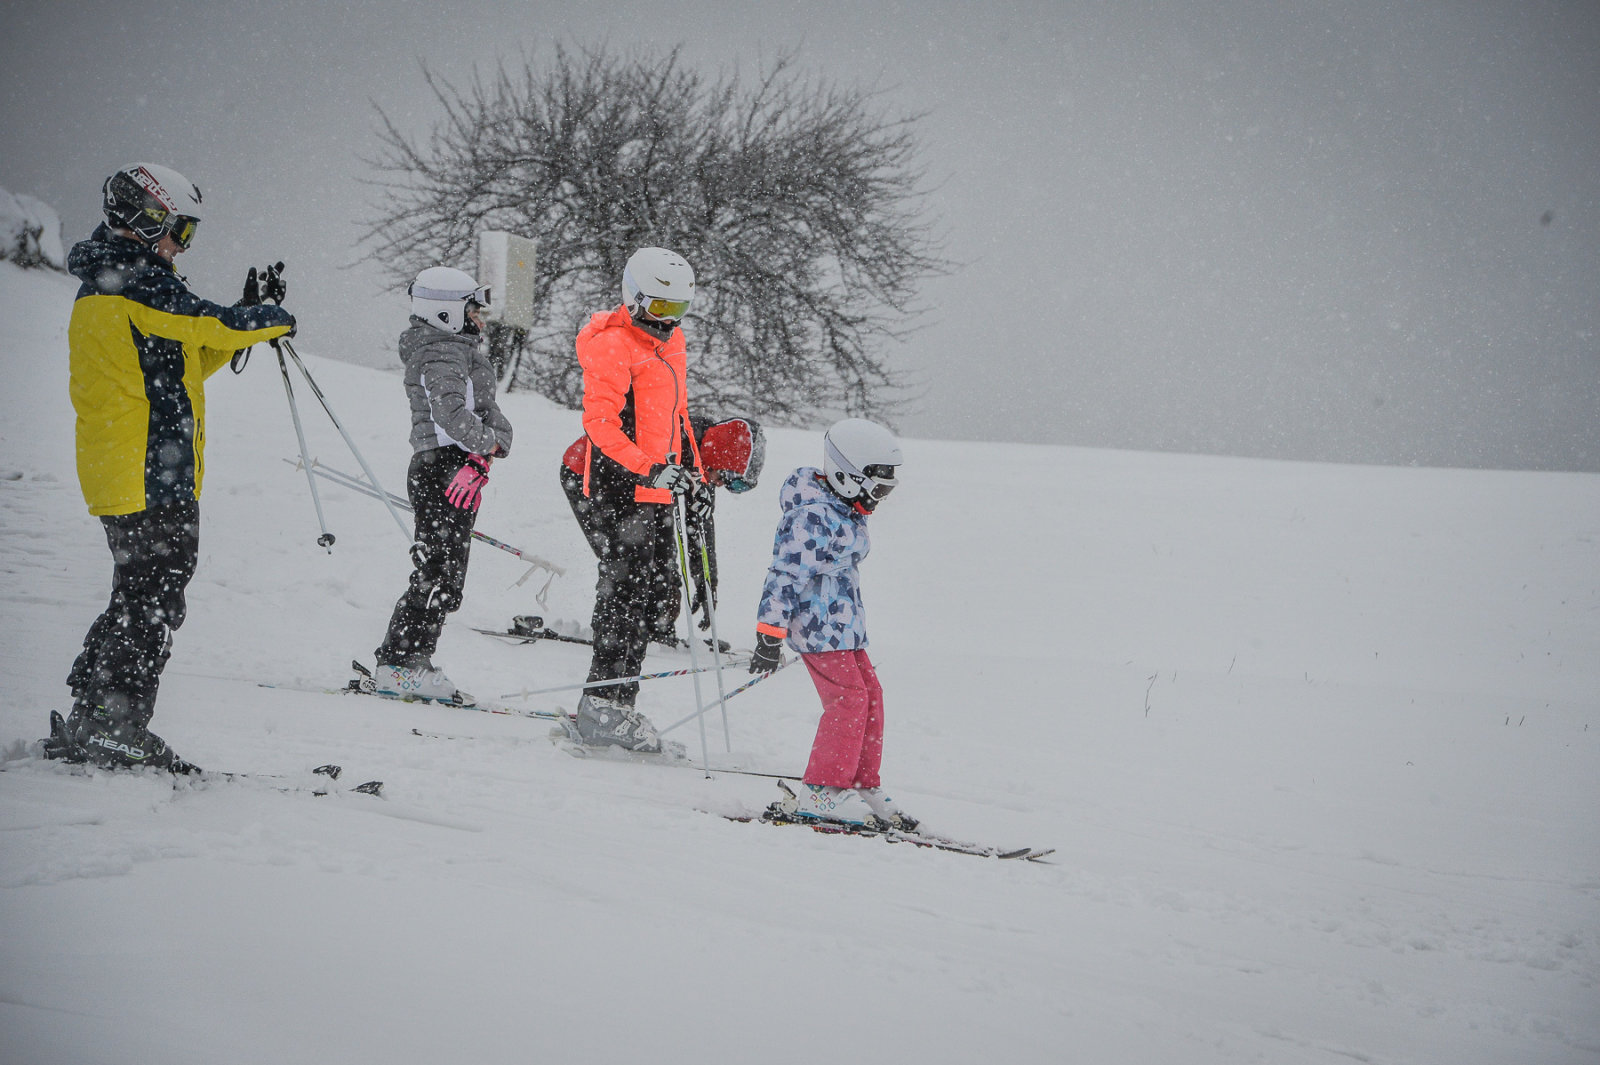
[
  {"xmin": 778, "ymin": 780, "xmax": 879, "ymax": 827},
  {"xmin": 858, "ymin": 788, "xmax": 919, "ymax": 831},
  {"xmin": 371, "ymin": 662, "xmax": 466, "ymax": 703}
]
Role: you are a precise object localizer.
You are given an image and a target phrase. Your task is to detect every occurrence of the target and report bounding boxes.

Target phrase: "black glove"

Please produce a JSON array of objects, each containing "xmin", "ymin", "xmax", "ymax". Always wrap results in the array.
[
  {"xmin": 645, "ymin": 462, "xmax": 695, "ymax": 495},
  {"xmin": 261, "ymin": 262, "xmax": 287, "ymax": 304},
  {"xmin": 238, "ymin": 267, "xmax": 260, "ymax": 307},
  {"xmin": 685, "ymin": 479, "xmax": 714, "ymax": 524},
  {"xmin": 238, "ymin": 262, "xmax": 287, "ymax": 307},
  {"xmin": 749, "ymin": 632, "xmax": 783, "ymax": 674}
]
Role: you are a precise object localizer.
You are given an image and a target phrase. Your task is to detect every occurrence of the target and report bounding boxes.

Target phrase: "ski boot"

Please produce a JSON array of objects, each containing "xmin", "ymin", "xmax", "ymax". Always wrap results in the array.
[
  {"xmin": 574, "ymin": 693, "xmax": 662, "ymax": 753},
  {"xmin": 776, "ymin": 780, "xmax": 879, "ymax": 827},
  {"xmin": 858, "ymin": 787, "xmax": 919, "ymax": 832}
]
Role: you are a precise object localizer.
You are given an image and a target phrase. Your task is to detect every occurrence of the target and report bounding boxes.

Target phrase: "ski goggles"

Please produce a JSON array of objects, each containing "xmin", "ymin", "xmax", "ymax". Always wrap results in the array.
[
  {"xmin": 859, "ymin": 463, "xmax": 898, "ymax": 501},
  {"xmin": 167, "ymin": 215, "xmax": 199, "ymax": 250},
  {"xmin": 642, "ymin": 295, "xmax": 691, "ymax": 321},
  {"xmin": 409, "ymin": 281, "xmax": 492, "ymax": 307},
  {"xmin": 127, "ymin": 205, "xmax": 197, "ymax": 249}
]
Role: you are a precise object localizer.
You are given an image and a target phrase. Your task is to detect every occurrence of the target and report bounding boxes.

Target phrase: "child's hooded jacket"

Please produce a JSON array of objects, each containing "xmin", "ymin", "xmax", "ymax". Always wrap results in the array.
[{"xmin": 756, "ymin": 467, "xmax": 872, "ymax": 654}]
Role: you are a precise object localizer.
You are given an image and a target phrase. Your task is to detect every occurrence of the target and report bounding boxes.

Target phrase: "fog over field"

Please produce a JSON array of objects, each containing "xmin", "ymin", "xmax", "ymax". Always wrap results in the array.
[{"xmin": 2, "ymin": 1, "xmax": 1597, "ymax": 467}]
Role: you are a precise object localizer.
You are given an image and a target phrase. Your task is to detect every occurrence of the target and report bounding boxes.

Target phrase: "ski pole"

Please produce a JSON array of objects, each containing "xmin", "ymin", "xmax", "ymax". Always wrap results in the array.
[
  {"xmin": 693, "ymin": 524, "xmax": 733, "ymax": 751},
  {"xmin": 288, "ymin": 458, "xmax": 564, "ymax": 579},
  {"xmin": 671, "ymin": 494, "xmax": 713, "ymax": 774},
  {"xmin": 276, "ymin": 344, "xmax": 335, "ymax": 551},
  {"xmin": 277, "ymin": 338, "xmax": 412, "ymax": 541},
  {"xmin": 658, "ymin": 656, "xmax": 794, "ymax": 737},
  {"xmin": 498, "ymin": 660, "xmax": 735, "ymax": 702}
]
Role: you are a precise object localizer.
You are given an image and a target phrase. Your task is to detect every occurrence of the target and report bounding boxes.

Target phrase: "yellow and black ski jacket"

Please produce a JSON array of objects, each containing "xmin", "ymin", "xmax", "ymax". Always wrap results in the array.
[{"xmin": 67, "ymin": 225, "xmax": 295, "ymax": 515}]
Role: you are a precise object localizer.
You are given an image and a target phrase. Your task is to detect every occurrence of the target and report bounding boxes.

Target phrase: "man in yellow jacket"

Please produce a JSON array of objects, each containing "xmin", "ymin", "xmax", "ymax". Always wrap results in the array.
[{"xmin": 43, "ymin": 163, "xmax": 295, "ymax": 772}]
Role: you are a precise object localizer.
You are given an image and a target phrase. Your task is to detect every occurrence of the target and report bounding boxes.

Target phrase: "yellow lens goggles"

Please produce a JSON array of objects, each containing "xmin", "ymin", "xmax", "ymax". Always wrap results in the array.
[
  {"xmin": 168, "ymin": 215, "xmax": 199, "ymax": 250},
  {"xmin": 644, "ymin": 296, "xmax": 691, "ymax": 321}
]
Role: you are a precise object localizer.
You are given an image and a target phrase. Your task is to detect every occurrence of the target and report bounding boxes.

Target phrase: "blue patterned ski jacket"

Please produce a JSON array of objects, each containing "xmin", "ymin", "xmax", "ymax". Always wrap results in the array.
[{"xmin": 756, "ymin": 467, "xmax": 871, "ymax": 653}]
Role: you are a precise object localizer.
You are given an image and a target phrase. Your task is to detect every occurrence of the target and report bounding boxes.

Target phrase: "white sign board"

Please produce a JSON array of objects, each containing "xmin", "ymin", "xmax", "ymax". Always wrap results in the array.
[{"xmin": 477, "ymin": 231, "xmax": 538, "ymax": 331}]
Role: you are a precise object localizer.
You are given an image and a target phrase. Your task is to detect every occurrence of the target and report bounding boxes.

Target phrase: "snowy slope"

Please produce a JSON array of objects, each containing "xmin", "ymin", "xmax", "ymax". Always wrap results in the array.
[{"xmin": 1, "ymin": 259, "xmax": 1596, "ymax": 1065}]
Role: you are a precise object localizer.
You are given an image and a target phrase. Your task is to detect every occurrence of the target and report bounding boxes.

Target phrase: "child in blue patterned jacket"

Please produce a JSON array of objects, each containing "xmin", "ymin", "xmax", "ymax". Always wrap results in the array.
[{"xmin": 748, "ymin": 419, "xmax": 917, "ymax": 830}]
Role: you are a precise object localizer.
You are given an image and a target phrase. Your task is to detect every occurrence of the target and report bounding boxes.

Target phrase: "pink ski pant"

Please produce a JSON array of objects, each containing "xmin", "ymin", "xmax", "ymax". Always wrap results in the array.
[{"xmin": 801, "ymin": 649, "xmax": 884, "ymax": 789}]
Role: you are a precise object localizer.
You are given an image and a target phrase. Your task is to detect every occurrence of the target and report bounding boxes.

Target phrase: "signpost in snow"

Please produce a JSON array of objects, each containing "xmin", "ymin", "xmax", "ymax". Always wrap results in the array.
[{"xmin": 477, "ymin": 231, "xmax": 537, "ymax": 380}]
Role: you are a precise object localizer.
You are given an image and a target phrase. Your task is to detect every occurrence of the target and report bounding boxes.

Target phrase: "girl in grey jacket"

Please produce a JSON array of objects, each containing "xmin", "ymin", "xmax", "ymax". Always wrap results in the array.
[{"xmin": 371, "ymin": 267, "xmax": 512, "ymax": 702}]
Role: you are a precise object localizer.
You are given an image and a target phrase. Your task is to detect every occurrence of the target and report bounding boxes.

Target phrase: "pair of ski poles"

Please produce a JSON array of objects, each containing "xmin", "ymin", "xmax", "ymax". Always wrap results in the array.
[
  {"xmin": 274, "ymin": 335, "xmax": 409, "ymax": 552},
  {"xmin": 496, "ymin": 655, "xmax": 792, "ymax": 720},
  {"xmin": 292, "ymin": 458, "xmax": 562, "ymax": 595},
  {"xmin": 660, "ymin": 460, "xmax": 803, "ymax": 774},
  {"xmin": 274, "ymin": 336, "xmax": 565, "ymax": 595}
]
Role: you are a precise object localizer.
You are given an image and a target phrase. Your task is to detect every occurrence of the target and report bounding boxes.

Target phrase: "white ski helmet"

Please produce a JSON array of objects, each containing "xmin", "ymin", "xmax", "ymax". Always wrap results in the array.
[
  {"xmin": 102, "ymin": 163, "xmax": 203, "ymax": 248},
  {"xmin": 622, "ymin": 247, "xmax": 695, "ymax": 325},
  {"xmin": 822, "ymin": 418, "xmax": 902, "ymax": 510},
  {"xmin": 409, "ymin": 266, "xmax": 491, "ymax": 334}
]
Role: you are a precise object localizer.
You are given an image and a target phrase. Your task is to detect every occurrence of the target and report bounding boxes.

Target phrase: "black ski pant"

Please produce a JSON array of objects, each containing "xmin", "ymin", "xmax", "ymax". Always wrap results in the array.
[
  {"xmin": 584, "ymin": 499, "xmax": 678, "ymax": 706},
  {"xmin": 562, "ymin": 466, "xmax": 717, "ymax": 648},
  {"xmin": 375, "ymin": 446, "xmax": 478, "ymax": 669},
  {"xmin": 562, "ymin": 466, "xmax": 683, "ymax": 644},
  {"xmin": 67, "ymin": 498, "xmax": 200, "ymax": 730}
]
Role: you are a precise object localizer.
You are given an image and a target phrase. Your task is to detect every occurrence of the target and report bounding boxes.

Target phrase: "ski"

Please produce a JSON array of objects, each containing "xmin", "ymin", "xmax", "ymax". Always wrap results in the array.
[
  {"xmin": 184, "ymin": 762, "xmax": 386, "ymax": 797},
  {"xmin": 723, "ymin": 805, "xmax": 1054, "ymax": 862},
  {"xmin": 477, "ymin": 616, "xmax": 744, "ymax": 657},
  {"xmin": 20, "ymin": 724, "xmax": 383, "ymax": 797},
  {"xmin": 409, "ymin": 726, "xmax": 797, "ymax": 779},
  {"xmin": 343, "ymin": 661, "xmax": 570, "ymax": 723},
  {"xmin": 473, "ymin": 618, "xmax": 593, "ymax": 646}
]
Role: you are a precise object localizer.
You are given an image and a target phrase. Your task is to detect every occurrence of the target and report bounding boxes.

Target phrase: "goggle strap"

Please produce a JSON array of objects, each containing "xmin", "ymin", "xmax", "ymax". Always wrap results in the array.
[{"xmin": 411, "ymin": 283, "xmax": 492, "ymax": 306}]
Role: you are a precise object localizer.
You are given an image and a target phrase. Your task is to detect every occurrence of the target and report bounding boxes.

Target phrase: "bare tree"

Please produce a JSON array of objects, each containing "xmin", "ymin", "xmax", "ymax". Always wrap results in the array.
[{"xmin": 362, "ymin": 45, "xmax": 945, "ymax": 424}]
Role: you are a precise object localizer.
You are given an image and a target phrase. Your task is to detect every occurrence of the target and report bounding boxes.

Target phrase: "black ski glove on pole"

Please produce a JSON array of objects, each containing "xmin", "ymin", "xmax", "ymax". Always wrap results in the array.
[
  {"xmin": 750, "ymin": 632, "xmax": 783, "ymax": 674},
  {"xmin": 645, "ymin": 463, "xmax": 695, "ymax": 495},
  {"xmin": 685, "ymin": 479, "xmax": 714, "ymax": 525}
]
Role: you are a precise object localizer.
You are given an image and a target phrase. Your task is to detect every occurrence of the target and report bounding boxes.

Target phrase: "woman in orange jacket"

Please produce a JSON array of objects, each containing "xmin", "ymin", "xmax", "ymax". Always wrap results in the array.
[{"xmin": 570, "ymin": 247, "xmax": 704, "ymax": 752}]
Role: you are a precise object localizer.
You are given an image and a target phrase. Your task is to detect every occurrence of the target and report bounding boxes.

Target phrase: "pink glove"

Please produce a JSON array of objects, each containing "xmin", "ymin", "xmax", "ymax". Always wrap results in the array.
[{"xmin": 445, "ymin": 453, "xmax": 491, "ymax": 511}]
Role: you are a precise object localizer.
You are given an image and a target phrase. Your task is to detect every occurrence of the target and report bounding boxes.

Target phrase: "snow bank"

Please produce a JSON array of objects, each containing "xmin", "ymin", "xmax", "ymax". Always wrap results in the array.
[{"xmin": 0, "ymin": 186, "xmax": 65, "ymax": 271}]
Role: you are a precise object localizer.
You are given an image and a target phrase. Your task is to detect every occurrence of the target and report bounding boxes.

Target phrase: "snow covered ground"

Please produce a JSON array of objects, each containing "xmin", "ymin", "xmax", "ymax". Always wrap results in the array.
[{"xmin": 1, "ymin": 258, "xmax": 1596, "ymax": 1064}]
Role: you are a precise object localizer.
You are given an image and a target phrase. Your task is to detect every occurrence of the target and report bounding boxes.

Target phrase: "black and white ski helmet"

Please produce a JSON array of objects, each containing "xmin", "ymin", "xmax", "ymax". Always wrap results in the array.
[
  {"xmin": 102, "ymin": 163, "xmax": 203, "ymax": 249},
  {"xmin": 822, "ymin": 418, "xmax": 901, "ymax": 509}
]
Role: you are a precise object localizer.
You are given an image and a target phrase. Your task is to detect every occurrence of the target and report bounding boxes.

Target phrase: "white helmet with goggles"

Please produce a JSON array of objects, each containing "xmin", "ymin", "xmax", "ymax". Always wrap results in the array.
[
  {"xmin": 622, "ymin": 246, "xmax": 695, "ymax": 326},
  {"xmin": 102, "ymin": 163, "xmax": 203, "ymax": 250},
  {"xmin": 822, "ymin": 418, "xmax": 901, "ymax": 511},
  {"xmin": 409, "ymin": 266, "xmax": 491, "ymax": 334}
]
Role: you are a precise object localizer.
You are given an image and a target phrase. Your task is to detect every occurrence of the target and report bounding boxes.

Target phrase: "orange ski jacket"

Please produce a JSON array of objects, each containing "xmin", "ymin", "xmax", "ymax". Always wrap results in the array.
[{"xmin": 575, "ymin": 305, "xmax": 702, "ymax": 505}]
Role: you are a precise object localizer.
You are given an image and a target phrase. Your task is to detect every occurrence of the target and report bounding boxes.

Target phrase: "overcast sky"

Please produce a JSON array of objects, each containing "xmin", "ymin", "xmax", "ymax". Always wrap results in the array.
[{"xmin": 4, "ymin": 0, "xmax": 1598, "ymax": 470}]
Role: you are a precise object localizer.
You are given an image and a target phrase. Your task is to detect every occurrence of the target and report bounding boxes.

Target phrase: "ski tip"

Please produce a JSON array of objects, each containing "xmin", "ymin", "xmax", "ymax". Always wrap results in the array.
[
  {"xmin": 353, "ymin": 780, "xmax": 384, "ymax": 796},
  {"xmin": 312, "ymin": 764, "xmax": 343, "ymax": 780}
]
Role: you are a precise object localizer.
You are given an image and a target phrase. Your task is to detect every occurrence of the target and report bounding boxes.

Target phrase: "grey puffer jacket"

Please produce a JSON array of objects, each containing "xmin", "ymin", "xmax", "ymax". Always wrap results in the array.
[{"xmin": 400, "ymin": 317, "xmax": 513, "ymax": 456}]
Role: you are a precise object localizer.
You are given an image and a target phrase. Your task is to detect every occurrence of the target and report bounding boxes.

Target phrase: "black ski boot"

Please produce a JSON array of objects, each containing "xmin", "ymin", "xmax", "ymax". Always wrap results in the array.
[
  {"xmin": 41, "ymin": 710, "xmax": 86, "ymax": 762},
  {"xmin": 70, "ymin": 697, "xmax": 198, "ymax": 773}
]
